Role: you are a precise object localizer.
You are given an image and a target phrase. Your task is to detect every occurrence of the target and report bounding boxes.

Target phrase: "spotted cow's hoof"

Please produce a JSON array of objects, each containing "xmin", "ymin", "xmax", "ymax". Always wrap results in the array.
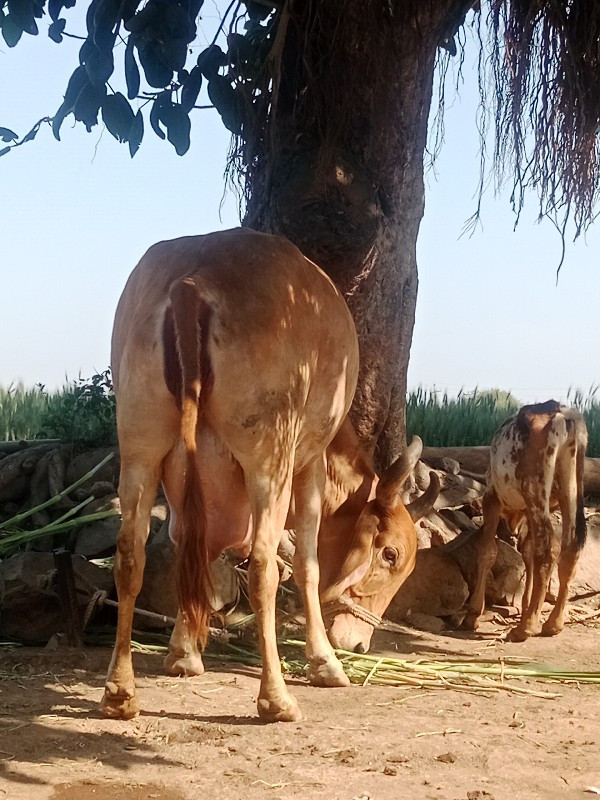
[
  {"xmin": 257, "ymin": 694, "xmax": 302, "ymax": 723},
  {"xmin": 460, "ymin": 612, "xmax": 482, "ymax": 632},
  {"xmin": 100, "ymin": 684, "xmax": 139, "ymax": 720},
  {"xmin": 164, "ymin": 652, "xmax": 205, "ymax": 677},
  {"xmin": 541, "ymin": 619, "xmax": 563, "ymax": 637},
  {"xmin": 306, "ymin": 656, "xmax": 350, "ymax": 688},
  {"xmin": 508, "ymin": 621, "xmax": 540, "ymax": 642}
]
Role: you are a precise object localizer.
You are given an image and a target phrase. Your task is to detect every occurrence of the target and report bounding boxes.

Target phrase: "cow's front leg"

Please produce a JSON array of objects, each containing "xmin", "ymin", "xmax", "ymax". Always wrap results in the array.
[
  {"xmin": 101, "ymin": 458, "xmax": 161, "ymax": 719},
  {"xmin": 164, "ymin": 609, "xmax": 205, "ymax": 676},
  {"xmin": 293, "ymin": 458, "xmax": 349, "ymax": 688},
  {"xmin": 246, "ymin": 471, "xmax": 300, "ymax": 723}
]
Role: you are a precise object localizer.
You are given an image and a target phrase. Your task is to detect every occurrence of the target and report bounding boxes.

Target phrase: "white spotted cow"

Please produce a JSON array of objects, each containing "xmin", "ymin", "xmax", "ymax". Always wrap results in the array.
[{"xmin": 463, "ymin": 400, "xmax": 587, "ymax": 641}]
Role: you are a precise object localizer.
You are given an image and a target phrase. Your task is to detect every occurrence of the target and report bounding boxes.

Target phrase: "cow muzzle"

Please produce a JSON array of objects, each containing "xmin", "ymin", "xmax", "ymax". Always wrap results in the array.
[{"xmin": 327, "ymin": 611, "xmax": 376, "ymax": 654}]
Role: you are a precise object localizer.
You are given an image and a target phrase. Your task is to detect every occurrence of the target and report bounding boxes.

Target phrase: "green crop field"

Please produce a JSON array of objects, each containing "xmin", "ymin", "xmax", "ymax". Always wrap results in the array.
[
  {"xmin": 406, "ymin": 387, "xmax": 600, "ymax": 457},
  {"xmin": 1, "ymin": 377, "xmax": 599, "ymax": 456}
]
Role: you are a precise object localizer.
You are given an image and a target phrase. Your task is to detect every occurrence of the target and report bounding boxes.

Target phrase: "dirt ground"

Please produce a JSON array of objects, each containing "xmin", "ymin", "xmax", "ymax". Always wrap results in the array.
[{"xmin": 1, "ymin": 620, "xmax": 599, "ymax": 800}]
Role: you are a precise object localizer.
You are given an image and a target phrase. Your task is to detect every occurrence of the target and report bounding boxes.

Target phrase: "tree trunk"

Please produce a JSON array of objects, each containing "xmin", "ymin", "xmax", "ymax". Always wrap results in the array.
[{"xmin": 243, "ymin": 1, "xmax": 472, "ymax": 468}]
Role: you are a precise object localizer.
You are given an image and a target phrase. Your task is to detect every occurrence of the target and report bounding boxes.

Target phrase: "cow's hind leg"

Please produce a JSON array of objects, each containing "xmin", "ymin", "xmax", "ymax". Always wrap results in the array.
[
  {"xmin": 520, "ymin": 532, "xmax": 534, "ymax": 618},
  {"xmin": 165, "ymin": 608, "xmax": 205, "ymax": 676},
  {"xmin": 293, "ymin": 457, "xmax": 350, "ymax": 688},
  {"xmin": 542, "ymin": 457, "xmax": 580, "ymax": 637},
  {"xmin": 246, "ymin": 467, "xmax": 300, "ymax": 723},
  {"xmin": 462, "ymin": 491, "xmax": 500, "ymax": 631},
  {"xmin": 511, "ymin": 508, "xmax": 558, "ymax": 641},
  {"xmin": 100, "ymin": 452, "xmax": 166, "ymax": 719}
]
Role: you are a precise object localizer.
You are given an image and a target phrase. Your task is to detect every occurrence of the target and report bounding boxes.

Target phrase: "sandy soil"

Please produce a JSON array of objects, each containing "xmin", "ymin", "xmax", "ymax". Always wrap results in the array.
[{"xmin": 1, "ymin": 621, "xmax": 599, "ymax": 800}]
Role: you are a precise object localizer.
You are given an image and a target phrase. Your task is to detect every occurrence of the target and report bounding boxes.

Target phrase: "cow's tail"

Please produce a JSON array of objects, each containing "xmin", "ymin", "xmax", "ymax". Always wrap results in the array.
[
  {"xmin": 170, "ymin": 277, "xmax": 213, "ymax": 649},
  {"xmin": 575, "ymin": 430, "xmax": 587, "ymax": 550}
]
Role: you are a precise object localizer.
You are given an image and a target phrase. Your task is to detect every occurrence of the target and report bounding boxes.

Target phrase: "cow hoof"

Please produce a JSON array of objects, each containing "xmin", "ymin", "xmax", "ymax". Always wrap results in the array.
[
  {"xmin": 307, "ymin": 657, "xmax": 350, "ymax": 688},
  {"xmin": 257, "ymin": 695, "xmax": 302, "ymax": 723},
  {"xmin": 508, "ymin": 623, "xmax": 539, "ymax": 642},
  {"xmin": 541, "ymin": 619, "xmax": 563, "ymax": 637},
  {"xmin": 164, "ymin": 652, "xmax": 205, "ymax": 676},
  {"xmin": 100, "ymin": 686, "xmax": 139, "ymax": 720},
  {"xmin": 508, "ymin": 627, "xmax": 529, "ymax": 642},
  {"xmin": 460, "ymin": 612, "xmax": 481, "ymax": 632}
]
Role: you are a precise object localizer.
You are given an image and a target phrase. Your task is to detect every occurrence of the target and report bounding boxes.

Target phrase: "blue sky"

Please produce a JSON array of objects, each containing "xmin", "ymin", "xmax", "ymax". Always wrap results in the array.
[{"xmin": 1, "ymin": 8, "xmax": 598, "ymax": 404}]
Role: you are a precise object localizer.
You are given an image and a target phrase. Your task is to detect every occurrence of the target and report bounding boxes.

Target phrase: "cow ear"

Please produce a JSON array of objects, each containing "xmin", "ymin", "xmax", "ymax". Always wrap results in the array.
[
  {"xmin": 375, "ymin": 436, "xmax": 423, "ymax": 511},
  {"xmin": 405, "ymin": 471, "xmax": 441, "ymax": 521}
]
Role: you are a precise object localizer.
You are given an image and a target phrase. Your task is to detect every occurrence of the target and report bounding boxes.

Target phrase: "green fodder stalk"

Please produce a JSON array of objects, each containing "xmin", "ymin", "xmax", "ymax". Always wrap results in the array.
[
  {"xmin": 0, "ymin": 371, "xmax": 117, "ymax": 446},
  {"xmin": 568, "ymin": 385, "xmax": 600, "ymax": 458},
  {"xmin": 406, "ymin": 387, "xmax": 520, "ymax": 449},
  {"xmin": 407, "ymin": 386, "xmax": 600, "ymax": 456},
  {"xmin": 0, "ymin": 383, "xmax": 48, "ymax": 441}
]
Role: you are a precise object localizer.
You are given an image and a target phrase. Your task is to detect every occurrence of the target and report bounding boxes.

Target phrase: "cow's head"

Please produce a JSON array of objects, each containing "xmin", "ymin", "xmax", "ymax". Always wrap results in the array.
[{"xmin": 318, "ymin": 437, "xmax": 440, "ymax": 653}]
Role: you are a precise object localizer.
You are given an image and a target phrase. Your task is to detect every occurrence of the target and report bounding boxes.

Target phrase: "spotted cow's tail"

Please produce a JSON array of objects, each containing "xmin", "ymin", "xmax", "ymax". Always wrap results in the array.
[
  {"xmin": 169, "ymin": 277, "xmax": 213, "ymax": 649},
  {"xmin": 575, "ymin": 432, "xmax": 587, "ymax": 550}
]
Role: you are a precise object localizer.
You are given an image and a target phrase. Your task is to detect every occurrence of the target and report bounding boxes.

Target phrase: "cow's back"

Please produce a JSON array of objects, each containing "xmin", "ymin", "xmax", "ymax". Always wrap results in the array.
[
  {"xmin": 112, "ymin": 228, "xmax": 359, "ymax": 470},
  {"xmin": 489, "ymin": 402, "xmax": 586, "ymax": 514}
]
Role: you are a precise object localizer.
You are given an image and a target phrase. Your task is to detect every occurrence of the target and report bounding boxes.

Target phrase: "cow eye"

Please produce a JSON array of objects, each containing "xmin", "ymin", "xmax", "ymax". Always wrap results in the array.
[{"xmin": 382, "ymin": 546, "xmax": 398, "ymax": 566}]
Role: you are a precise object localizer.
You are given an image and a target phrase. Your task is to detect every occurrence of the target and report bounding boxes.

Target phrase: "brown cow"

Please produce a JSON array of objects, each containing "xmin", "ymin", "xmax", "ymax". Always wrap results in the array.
[
  {"xmin": 102, "ymin": 228, "xmax": 437, "ymax": 723},
  {"xmin": 317, "ymin": 417, "xmax": 440, "ymax": 654},
  {"xmin": 463, "ymin": 400, "xmax": 587, "ymax": 641}
]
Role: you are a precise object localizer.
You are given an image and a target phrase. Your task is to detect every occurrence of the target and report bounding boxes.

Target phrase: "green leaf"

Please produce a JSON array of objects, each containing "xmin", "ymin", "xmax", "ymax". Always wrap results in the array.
[
  {"xmin": 7, "ymin": 0, "xmax": 38, "ymax": 35},
  {"xmin": 245, "ymin": 2, "xmax": 272, "ymax": 21},
  {"xmin": 125, "ymin": 36, "xmax": 140, "ymax": 100},
  {"xmin": 53, "ymin": 66, "xmax": 90, "ymax": 139},
  {"xmin": 48, "ymin": 17, "xmax": 66, "ymax": 42},
  {"xmin": 1, "ymin": 15, "xmax": 24, "ymax": 46},
  {"xmin": 0, "ymin": 127, "xmax": 18, "ymax": 142},
  {"xmin": 74, "ymin": 81, "xmax": 106, "ymax": 131},
  {"xmin": 128, "ymin": 108, "xmax": 143, "ymax": 156},
  {"xmin": 90, "ymin": 0, "xmax": 121, "ymax": 51},
  {"xmin": 49, "ymin": 0, "xmax": 65, "ymax": 22},
  {"xmin": 83, "ymin": 41, "xmax": 115, "ymax": 88},
  {"xmin": 181, "ymin": 64, "xmax": 202, "ymax": 113},
  {"xmin": 137, "ymin": 41, "xmax": 173, "ymax": 88},
  {"xmin": 149, "ymin": 95, "xmax": 166, "ymax": 140},
  {"xmin": 161, "ymin": 102, "xmax": 190, "ymax": 155},
  {"xmin": 208, "ymin": 75, "xmax": 243, "ymax": 134},
  {"xmin": 197, "ymin": 44, "xmax": 227, "ymax": 79},
  {"xmin": 101, "ymin": 91, "xmax": 135, "ymax": 142}
]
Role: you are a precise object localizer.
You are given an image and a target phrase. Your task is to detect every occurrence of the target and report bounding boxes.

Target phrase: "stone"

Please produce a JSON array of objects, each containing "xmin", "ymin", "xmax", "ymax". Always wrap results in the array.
[
  {"xmin": 406, "ymin": 611, "xmax": 446, "ymax": 633},
  {"xmin": 416, "ymin": 510, "xmax": 462, "ymax": 548},
  {"xmin": 411, "ymin": 462, "xmax": 485, "ymax": 511},
  {"xmin": 65, "ymin": 447, "xmax": 120, "ymax": 487},
  {"xmin": 74, "ymin": 497, "xmax": 167, "ymax": 557},
  {"xmin": 0, "ymin": 552, "xmax": 114, "ymax": 644},
  {"xmin": 438, "ymin": 507, "xmax": 479, "ymax": 533},
  {"xmin": 74, "ymin": 496, "xmax": 122, "ymax": 557},
  {"xmin": 387, "ymin": 547, "xmax": 469, "ymax": 621}
]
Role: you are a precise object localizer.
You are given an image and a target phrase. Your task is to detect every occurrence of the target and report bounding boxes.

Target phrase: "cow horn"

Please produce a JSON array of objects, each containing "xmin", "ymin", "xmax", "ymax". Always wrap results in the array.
[
  {"xmin": 376, "ymin": 436, "xmax": 423, "ymax": 510},
  {"xmin": 405, "ymin": 471, "xmax": 441, "ymax": 521}
]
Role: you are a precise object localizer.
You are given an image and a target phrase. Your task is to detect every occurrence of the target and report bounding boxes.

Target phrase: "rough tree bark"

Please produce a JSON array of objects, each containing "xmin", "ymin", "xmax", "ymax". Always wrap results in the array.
[{"xmin": 244, "ymin": 1, "xmax": 473, "ymax": 468}]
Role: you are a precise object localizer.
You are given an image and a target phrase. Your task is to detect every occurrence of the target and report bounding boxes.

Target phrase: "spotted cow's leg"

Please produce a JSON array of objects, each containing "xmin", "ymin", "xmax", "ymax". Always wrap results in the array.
[
  {"xmin": 101, "ymin": 454, "xmax": 165, "ymax": 719},
  {"xmin": 292, "ymin": 456, "xmax": 350, "ymax": 689},
  {"xmin": 542, "ymin": 452, "xmax": 579, "ymax": 637},
  {"xmin": 462, "ymin": 490, "xmax": 500, "ymax": 631},
  {"xmin": 245, "ymin": 466, "xmax": 299, "ymax": 723},
  {"xmin": 511, "ymin": 506, "xmax": 558, "ymax": 641},
  {"xmin": 520, "ymin": 531, "xmax": 534, "ymax": 619}
]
